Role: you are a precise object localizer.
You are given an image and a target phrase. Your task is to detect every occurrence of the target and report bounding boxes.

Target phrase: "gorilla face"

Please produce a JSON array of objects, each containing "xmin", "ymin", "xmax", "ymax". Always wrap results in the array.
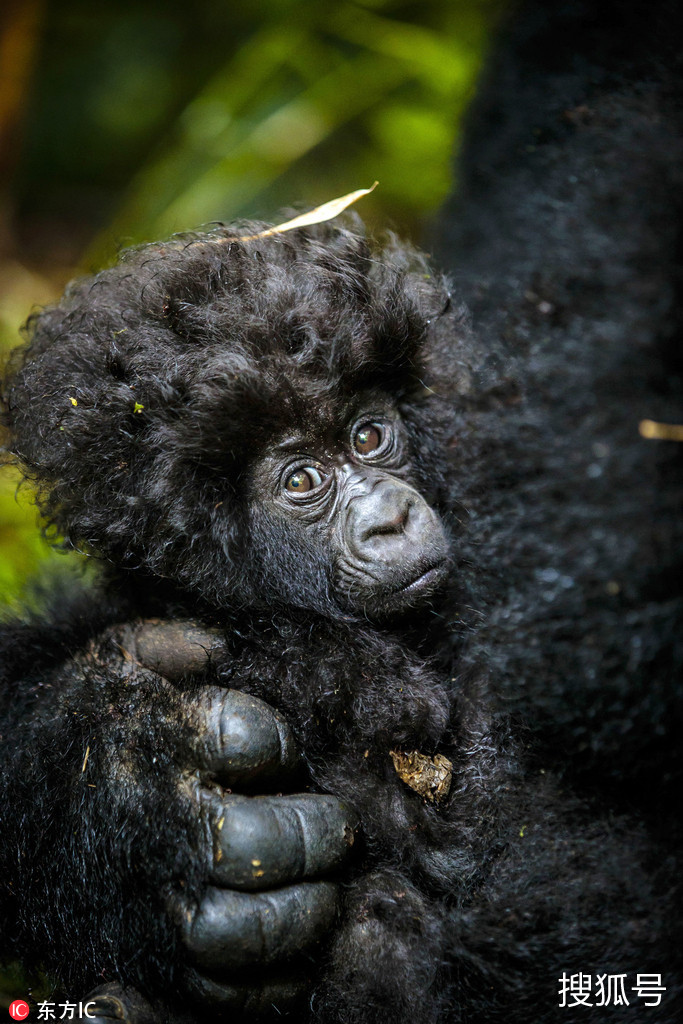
[
  {"xmin": 246, "ymin": 394, "xmax": 451, "ymax": 619},
  {"xmin": 5, "ymin": 222, "xmax": 467, "ymax": 622}
]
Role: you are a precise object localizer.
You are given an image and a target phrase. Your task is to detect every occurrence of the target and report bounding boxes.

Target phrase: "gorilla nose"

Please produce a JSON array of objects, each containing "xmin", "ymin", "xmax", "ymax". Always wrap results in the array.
[
  {"xmin": 359, "ymin": 493, "xmax": 412, "ymax": 543},
  {"xmin": 347, "ymin": 479, "xmax": 434, "ymax": 565}
]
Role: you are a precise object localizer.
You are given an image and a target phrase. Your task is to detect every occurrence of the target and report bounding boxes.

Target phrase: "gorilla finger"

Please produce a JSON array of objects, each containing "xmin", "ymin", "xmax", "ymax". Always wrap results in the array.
[
  {"xmin": 81, "ymin": 983, "xmax": 163, "ymax": 1023},
  {"xmin": 180, "ymin": 881, "xmax": 338, "ymax": 970},
  {"xmin": 184, "ymin": 965, "xmax": 312, "ymax": 1016},
  {"xmin": 201, "ymin": 792, "xmax": 358, "ymax": 889},
  {"xmin": 181, "ymin": 686, "xmax": 300, "ymax": 784},
  {"xmin": 131, "ymin": 619, "xmax": 225, "ymax": 680}
]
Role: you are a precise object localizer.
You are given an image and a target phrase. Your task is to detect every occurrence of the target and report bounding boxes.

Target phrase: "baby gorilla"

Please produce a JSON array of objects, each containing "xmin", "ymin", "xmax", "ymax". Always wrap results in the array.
[{"xmin": 0, "ymin": 222, "xmax": 675, "ymax": 1023}]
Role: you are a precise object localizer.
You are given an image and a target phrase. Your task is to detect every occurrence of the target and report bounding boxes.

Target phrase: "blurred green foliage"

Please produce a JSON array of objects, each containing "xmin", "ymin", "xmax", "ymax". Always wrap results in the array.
[
  {"xmin": 0, "ymin": 265, "xmax": 81, "ymax": 609},
  {"xmin": 1, "ymin": 0, "xmax": 505, "ymax": 609}
]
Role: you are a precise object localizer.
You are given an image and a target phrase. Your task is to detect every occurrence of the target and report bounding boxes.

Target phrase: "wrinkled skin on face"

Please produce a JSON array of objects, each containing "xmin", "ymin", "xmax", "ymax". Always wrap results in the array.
[{"xmin": 245, "ymin": 393, "xmax": 451, "ymax": 619}]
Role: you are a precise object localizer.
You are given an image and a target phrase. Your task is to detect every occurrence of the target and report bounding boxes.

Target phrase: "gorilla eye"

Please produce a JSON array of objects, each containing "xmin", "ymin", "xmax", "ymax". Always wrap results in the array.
[
  {"xmin": 285, "ymin": 466, "xmax": 324, "ymax": 494},
  {"xmin": 354, "ymin": 423, "xmax": 383, "ymax": 456}
]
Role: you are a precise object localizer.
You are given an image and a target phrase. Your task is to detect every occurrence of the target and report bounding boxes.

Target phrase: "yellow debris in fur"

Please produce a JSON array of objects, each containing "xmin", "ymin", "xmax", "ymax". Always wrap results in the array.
[{"xmin": 390, "ymin": 749, "xmax": 452, "ymax": 804}]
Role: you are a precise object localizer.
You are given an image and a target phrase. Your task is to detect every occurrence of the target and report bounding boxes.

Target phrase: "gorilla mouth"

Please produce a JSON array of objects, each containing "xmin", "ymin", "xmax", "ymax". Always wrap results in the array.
[
  {"xmin": 338, "ymin": 556, "xmax": 449, "ymax": 617},
  {"xmin": 397, "ymin": 559, "xmax": 448, "ymax": 596}
]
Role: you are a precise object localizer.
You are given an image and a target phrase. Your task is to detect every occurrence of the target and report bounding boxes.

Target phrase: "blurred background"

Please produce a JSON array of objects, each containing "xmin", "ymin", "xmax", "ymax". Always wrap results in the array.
[{"xmin": 0, "ymin": 0, "xmax": 505, "ymax": 609}]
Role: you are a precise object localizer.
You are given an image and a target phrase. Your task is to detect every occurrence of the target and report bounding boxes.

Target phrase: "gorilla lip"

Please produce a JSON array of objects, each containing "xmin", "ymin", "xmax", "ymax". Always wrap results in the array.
[{"xmin": 398, "ymin": 560, "xmax": 447, "ymax": 595}]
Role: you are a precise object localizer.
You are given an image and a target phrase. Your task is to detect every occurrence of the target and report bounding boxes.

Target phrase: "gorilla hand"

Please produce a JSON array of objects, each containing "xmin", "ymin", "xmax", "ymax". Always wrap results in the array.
[
  {"xmin": 108, "ymin": 620, "xmax": 356, "ymax": 1017},
  {"xmin": 0, "ymin": 618, "xmax": 356, "ymax": 1022}
]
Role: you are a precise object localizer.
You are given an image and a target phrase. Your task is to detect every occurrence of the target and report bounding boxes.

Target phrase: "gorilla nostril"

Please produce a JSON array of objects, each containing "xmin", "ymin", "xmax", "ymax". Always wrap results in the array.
[{"xmin": 361, "ymin": 498, "xmax": 412, "ymax": 543}]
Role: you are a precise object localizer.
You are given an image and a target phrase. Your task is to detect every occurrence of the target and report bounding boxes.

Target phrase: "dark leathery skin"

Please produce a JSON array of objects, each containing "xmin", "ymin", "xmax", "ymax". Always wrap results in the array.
[
  {"xmin": 181, "ymin": 881, "xmax": 339, "ymax": 970},
  {"xmin": 196, "ymin": 789, "xmax": 358, "ymax": 890},
  {"xmin": 132, "ymin": 619, "xmax": 225, "ymax": 679},
  {"xmin": 185, "ymin": 686, "xmax": 301, "ymax": 786}
]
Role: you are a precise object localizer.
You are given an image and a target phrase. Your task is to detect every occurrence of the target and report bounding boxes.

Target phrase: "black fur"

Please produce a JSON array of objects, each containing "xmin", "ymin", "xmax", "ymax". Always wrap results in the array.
[{"xmin": 1, "ymin": 0, "xmax": 682, "ymax": 1020}]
